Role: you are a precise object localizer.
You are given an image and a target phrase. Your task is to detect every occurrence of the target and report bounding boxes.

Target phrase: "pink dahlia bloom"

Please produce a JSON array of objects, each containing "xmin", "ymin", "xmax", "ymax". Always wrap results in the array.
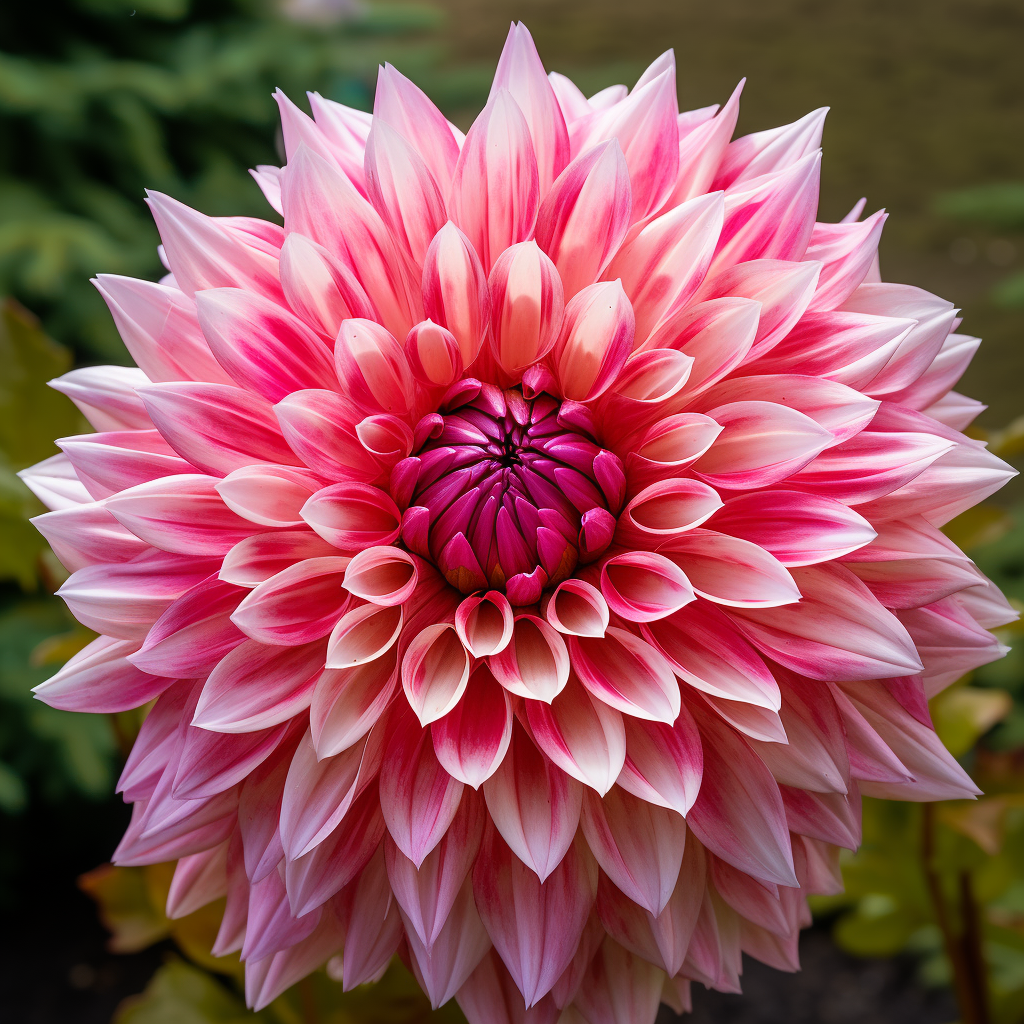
[{"xmin": 24, "ymin": 23, "xmax": 1017, "ymax": 1020}]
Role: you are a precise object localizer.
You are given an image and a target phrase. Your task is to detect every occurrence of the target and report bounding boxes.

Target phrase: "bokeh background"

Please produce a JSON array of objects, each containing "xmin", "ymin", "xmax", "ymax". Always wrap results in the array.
[{"xmin": 1, "ymin": 1, "xmax": 1023, "ymax": 1022}]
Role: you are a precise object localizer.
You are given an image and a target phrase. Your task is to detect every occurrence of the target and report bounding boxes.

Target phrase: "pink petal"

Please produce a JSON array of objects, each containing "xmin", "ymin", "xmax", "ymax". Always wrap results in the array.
[
  {"xmin": 712, "ymin": 490, "xmax": 876, "ymax": 566},
  {"xmin": 192, "ymin": 637, "xmax": 327, "ymax": 732},
  {"xmin": 373, "ymin": 63, "xmax": 461, "ymax": 191},
  {"xmin": 231, "ymin": 556, "xmax": 350, "ymax": 645},
  {"xmin": 456, "ymin": 591, "xmax": 515, "ymax": 656},
  {"xmin": 711, "ymin": 152, "xmax": 822, "ymax": 271},
  {"xmin": 617, "ymin": 478, "xmax": 723, "ymax": 544},
  {"xmin": 50, "ymin": 365, "xmax": 152, "ymax": 434},
  {"xmin": 93, "ymin": 274, "xmax": 232, "ymax": 384},
  {"xmin": 274, "ymin": 389, "xmax": 384, "ymax": 483},
  {"xmin": 488, "ymin": 241, "xmax": 565, "ymax": 376},
  {"xmin": 282, "ymin": 145, "xmax": 416, "ymax": 339},
  {"xmin": 57, "ymin": 550, "xmax": 216, "ymax": 640},
  {"xmin": 402, "ymin": 622, "xmax": 472, "ymax": 725},
  {"xmin": 33, "ymin": 634, "xmax": 171, "ymax": 713},
  {"xmin": 658, "ymin": 529, "xmax": 800, "ymax": 608},
  {"xmin": 450, "ymin": 90, "xmax": 541, "ymax": 273},
  {"xmin": 575, "ymin": 68, "xmax": 679, "ymax": 223},
  {"xmin": 604, "ymin": 191, "xmax": 723, "ymax": 343},
  {"xmin": 195, "ymin": 287, "xmax": 336, "ymax": 403},
  {"xmin": 365, "ymin": 118, "xmax": 447, "ymax": 265},
  {"xmin": 642, "ymin": 297, "xmax": 761, "ymax": 397},
  {"xmin": 139, "ymin": 381, "xmax": 302, "ymax": 476},
  {"xmin": 131, "ymin": 575, "xmax": 245, "ymax": 677},
  {"xmin": 311, "ymin": 650, "xmax": 398, "ymax": 757},
  {"xmin": 641, "ymin": 600, "xmax": 780, "ymax": 710},
  {"xmin": 489, "ymin": 614, "xmax": 570, "ymax": 702},
  {"xmin": 301, "ymin": 481, "xmax": 401, "ymax": 552},
  {"xmin": 693, "ymin": 401, "xmax": 834, "ymax": 489},
  {"xmin": 804, "ymin": 210, "xmax": 888, "ymax": 311},
  {"xmin": 713, "ymin": 107, "xmax": 827, "ymax": 190},
  {"xmin": 19, "ymin": 452, "xmax": 93, "ymax": 511},
  {"xmin": 616, "ymin": 707, "xmax": 702, "ymax": 816},
  {"xmin": 421, "ymin": 223, "xmax": 490, "ymax": 367},
  {"xmin": 686, "ymin": 704, "xmax": 797, "ymax": 886},
  {"xmin": 666, "ymin": 81, "xmax": 743, "ymax": 206},
  {"xmin": 342, "ymin": 545, "xmax": 418, "ymax": 606},
  {"xmin": 379, "ymin": 706, "xmax": 465, "ymax": 866},
  {"xmin": 695, "ymin": 258, "xmax": 821, "ymax": 360},
  {"xmin": 220, "ymin": 530, "xmax": 339, "ymax": 588},
  {"xmin": 33, "ymin": 502, "xmax": 148, "ymax": 572},
  {"xmin": 551, "ymin": 281, "xmax": 635, "ymax": 401},
  {"xmin": 433, "ymin": 665, "xmax": 514, "ymax": 787},
  {"xmin": 457, "ymin": 947, "xmax": 561, "ymax": 1024},
  {"xmin": 385, "ymin": 791, "xmax": 485, "ymax": 948},
  {"xmin": 279, "ymin": 233, "xmax": 376, "ymax": 339},
  {"xmin": 405, "ymin": 875, "xmax": 492, "ymax": 1008},
  {"xmin": 570, "ymin": 628, "xmax": 680, "ymax": 723},
  {"xmin": 279, "ymin": 728, "xmax": 382, "ymax": 859},
  {"xmin": 284, "ymin": 787, "xmax": 386, "ymax": 916},
  {"xmin": 580, "ymin": 784, "xmax": 686, "ymax": 915},
  {"xmin": 473, "ymin": 826, "xmax": 598, "ymax": 1007},
  {"xmin": 571, "ymin": 936, "xmax": 665, "ymax": 1024},
  {"xmin": 491, "ymin": 23, "xmax": 570, "ymax": 195},
  {"xmin": 731, "ymin": 562, "xmax": 924, "ymax": 680},
  {"xmin": 336, "ymin": 846, "xmax": 405, "ymax": 989},
  {"xmin": 535, "ymin": 141, "xmax": 632, "ymax": 300},
  {"xmin": 325, "ymin": 602, "xmax": 402, "ymax": 668},
  {"xmin": 405, "ymin": 319, "xmax": 464, "ymax": 390},
  {"xmin": 58, "ymin": 429, "xmax": 190, "ymax": 500},
  {"xmin": 146, "ymin": 191, "xmax": 282, "ymax": 300},
  {"xmin": 334, "ymin": 318, "xmax": 416, "ymax": 419},
  {"xmin": 216, "ymin": 464, "xmax": 320, "ymax": 527},
  {"xmin": 483, "ymin": 723, "xmax": 583, "ymax": 881}
]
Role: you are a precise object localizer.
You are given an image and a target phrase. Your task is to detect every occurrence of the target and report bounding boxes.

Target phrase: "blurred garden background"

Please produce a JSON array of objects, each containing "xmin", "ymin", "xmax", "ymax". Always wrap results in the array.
[{"xmin": 1, "ymin": 0, "xmax": 1024, "ymax": 1021}]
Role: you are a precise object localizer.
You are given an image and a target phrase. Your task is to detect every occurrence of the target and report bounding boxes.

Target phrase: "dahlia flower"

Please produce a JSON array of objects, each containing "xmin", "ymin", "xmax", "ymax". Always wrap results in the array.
[{"xmin": 23, "ymin": 23, "xmax": 1017, "ymax": 1021}]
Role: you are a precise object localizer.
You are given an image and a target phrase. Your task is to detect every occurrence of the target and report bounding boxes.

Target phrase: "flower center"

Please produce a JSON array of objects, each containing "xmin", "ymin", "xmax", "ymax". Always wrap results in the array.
[{"xmin": 403, "ymin": 385, "xmax": 622, "ymax": 604}]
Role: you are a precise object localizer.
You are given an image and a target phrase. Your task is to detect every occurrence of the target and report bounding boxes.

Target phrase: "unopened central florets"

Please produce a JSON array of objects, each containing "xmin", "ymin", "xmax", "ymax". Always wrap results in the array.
[{"xmin": 403, "ymin": 385, "xmax": 623, "ymax": 603}]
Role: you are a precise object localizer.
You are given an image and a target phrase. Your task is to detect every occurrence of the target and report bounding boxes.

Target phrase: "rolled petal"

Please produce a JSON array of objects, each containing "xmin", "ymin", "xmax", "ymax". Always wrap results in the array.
[
  {"xmin": 405, "ymin": 320, "xmax": 464, "ymax": 390},
  {"xmin": 456, "ymin": 591, "xmax": 515, "ymax": 657},
  {"xmin": 599, "ymin": 550, "xmax": 695, "ymax": 622},
  {"xmin": 551, "ymin": 281, "xmax": 635, "ymax": 402},
  {"xmin": 334, "ymin": 318, "xmax": 416, "ymax": 419},
  {"xmin": 488, "ymin": 614, "xmax": 570, "ymax": 703},
  {"xmin": 545, "ymin": 578, "xmax": 609, "ymax": 638},
  {"xmin": 421, "ymin": 223, "xmax": 490, "ymax": 367},
  {"xmin": 403, "ymin": 622, "xmax": 472, "ymax": 726},
  {"xmin": 488, "ymin": 241, "xmax": 565, "ymax": 376},
  {"xmin": 301, "ymin": 482, "xmax": 401, "ymax": 552}
]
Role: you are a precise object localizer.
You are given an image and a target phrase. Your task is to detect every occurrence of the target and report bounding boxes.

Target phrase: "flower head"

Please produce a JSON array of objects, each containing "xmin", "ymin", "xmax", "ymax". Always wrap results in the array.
[{"xmin": 24, "ymin": 22, "xmax": 1017, "ymax": 1021}]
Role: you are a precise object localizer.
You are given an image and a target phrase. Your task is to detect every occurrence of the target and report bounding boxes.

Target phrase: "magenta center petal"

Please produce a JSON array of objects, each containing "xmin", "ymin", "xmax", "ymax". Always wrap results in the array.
[{"xmin": 402, "ymin": 384, "xmax": 623, "ymax": 600}]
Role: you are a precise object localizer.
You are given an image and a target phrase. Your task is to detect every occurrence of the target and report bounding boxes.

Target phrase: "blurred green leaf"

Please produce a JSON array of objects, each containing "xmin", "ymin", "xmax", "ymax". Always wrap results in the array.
[
  {"xmin": 115, "ymin": 960, "xmax": 258, "ymax": 1024},
  {"xmin": 935, "ymin": 182, "xmax": 1024, "ymax": 231}
]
